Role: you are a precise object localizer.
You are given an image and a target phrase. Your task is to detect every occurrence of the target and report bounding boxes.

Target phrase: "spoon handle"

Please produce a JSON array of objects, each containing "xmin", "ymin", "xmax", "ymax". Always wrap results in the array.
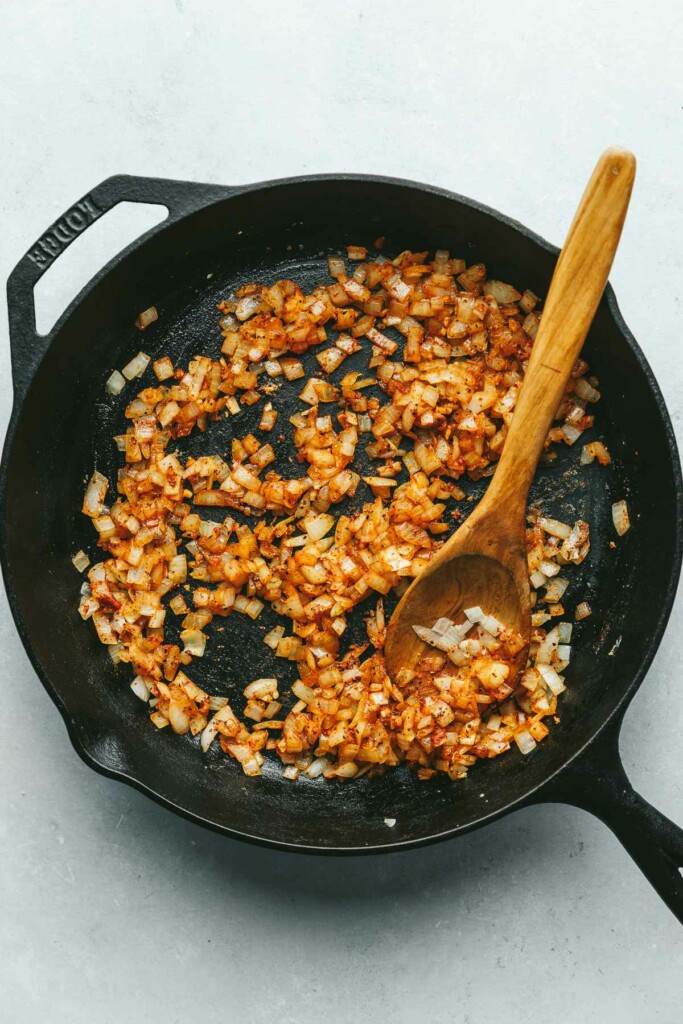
[{"xmin": 484, "ymin": 147, "xmax": 636, "ymax": 512}]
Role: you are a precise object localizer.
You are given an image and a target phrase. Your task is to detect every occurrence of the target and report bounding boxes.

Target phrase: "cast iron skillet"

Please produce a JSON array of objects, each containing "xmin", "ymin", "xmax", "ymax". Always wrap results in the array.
[{"xmin": 2, "ymin": 174, "xmax": 683, "ymax": 921}]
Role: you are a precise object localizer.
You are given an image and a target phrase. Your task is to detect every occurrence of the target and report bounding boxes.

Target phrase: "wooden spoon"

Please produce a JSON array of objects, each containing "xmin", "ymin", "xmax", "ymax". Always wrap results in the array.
[{"xmin": 384, "ymin": 147, "xmax": 636, "ymax": 680}]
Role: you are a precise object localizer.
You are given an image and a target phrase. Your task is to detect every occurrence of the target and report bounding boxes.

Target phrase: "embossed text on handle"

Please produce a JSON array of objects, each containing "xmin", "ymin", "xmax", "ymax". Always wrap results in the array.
[{"xmin": 27, "ymin": 194, "xmax": 102, "ymax": 269}]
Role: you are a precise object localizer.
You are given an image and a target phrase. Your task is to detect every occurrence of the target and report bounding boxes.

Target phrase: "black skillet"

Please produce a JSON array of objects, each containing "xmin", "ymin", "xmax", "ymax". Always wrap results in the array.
[{"xmin": 2, "ymin": 173, "xmax": 683, "ymax": 922}]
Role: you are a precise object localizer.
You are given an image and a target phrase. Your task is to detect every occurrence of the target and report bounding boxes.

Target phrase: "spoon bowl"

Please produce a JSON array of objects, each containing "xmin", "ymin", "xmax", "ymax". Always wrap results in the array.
[
  {"xmin": 385, "ymin": 489, "xmax": 531, "ymax": 679},
  {"xmin": 386, "ymin": 551, "xmax": 530, "ymax": 679}
]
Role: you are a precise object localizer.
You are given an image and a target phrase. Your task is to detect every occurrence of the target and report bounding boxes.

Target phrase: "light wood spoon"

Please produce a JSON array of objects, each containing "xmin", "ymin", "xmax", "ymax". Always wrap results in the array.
[{"xmin": 385, "ymin": 147, "xmax": 636, "ymax": 680}]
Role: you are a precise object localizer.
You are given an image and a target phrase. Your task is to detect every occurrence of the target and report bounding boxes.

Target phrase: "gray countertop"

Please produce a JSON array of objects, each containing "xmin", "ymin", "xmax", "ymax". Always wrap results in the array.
[{"xmin": 1, "ymin": 1, "xmax": 682, "ymax": 1020}]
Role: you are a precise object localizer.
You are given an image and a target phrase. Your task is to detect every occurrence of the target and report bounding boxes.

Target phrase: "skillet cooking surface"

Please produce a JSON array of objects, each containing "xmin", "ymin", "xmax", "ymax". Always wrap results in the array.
[{"xmin": 2, "ymin": 178, "xmax": 679, "ymax": 850}]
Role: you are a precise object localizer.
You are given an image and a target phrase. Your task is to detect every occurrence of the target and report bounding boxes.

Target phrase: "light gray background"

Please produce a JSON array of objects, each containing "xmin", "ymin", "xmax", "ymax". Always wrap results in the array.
[{"xmin": 1, "ymin": 2, "xmax": 682, "ymax": 1021}]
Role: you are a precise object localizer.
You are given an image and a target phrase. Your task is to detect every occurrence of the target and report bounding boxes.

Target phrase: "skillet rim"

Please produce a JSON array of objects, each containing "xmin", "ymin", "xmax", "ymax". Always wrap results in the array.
[{"xmin": 1, "ymin": 171, "xmax": 681, "ymax": 853}]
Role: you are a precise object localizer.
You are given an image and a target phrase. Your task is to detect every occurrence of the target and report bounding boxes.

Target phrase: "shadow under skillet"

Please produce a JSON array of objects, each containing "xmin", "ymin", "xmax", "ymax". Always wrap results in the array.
[{"xmin": 106, "ymin": 771, "xmax": 580, "ymax": 911}]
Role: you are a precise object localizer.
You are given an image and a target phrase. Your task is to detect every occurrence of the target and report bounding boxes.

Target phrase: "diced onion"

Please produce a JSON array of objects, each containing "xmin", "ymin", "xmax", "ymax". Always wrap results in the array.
[
  {"xmin": 135, "ymin": 306, "xmax": 158, "ymax": 330},
  {"xmin": 106, "ymin": 370, "xmax": 126, "ymax": 395},
  {"xmin": 346, "ymin": 245, "xmax": 367, "ymax": 261},
  {"xmin": 244, "ymin": 678, "xmax": 279, "ymax": 701},
  {"xmin": 76, "ymin": 242, "xmax": 601, "ymax": 787},
  {"xmin": 537, "ymin": 664, "xmax": 566, "ymax": 695},
  {"xmin": 235, "ymin": 295, "xmax": 261, "ymax": 321},
  {"xmin": 538, "ymin": 517, "xmax": 572, "ymax": 539},
  {"xmin": 530, "ymin": 570, "xmax": 547, "ymax": 589},
  {"xmin": 612, "ymin": 500, "xmax": 630, "ymax": 536},
  {"xmin": 292, "ymin": 680, "xmax": 316, "ymax": 704},
  {"xmin": 544, "ymin": 577, "xmax": 568, "ymax": 603},
  {"xmin": 562, "ymin": 423, "xmax": 583, "ymax": 445},
  {"xmin": 304, "ymin": 757, "xmax": 329, "ymax": 779},
  {"xmin": 514, "ymin": 730, "xmax": 537, "ymax": 755},
  {"xmin": 108, "ymin": 643, "xmax": 124, "ymax": 664},
  {"xmin": 536, "ymin": 627, "xmax": 560, "ymax": 665},
  {"xmin": 72, "ymin": 550, "xmax": 90, "ymax": 572},
  {"xmin": 82, "ymin": 471, "xmax": 109, "ymax": 517},
  {"xmin": 484, "ymin": 280, "xmax": 521, "ymax": 304},
  {"xmin": 180, "ymin": 629, "xmax": 206, "ymax": 657},
  {"xmin": 575, "ymin": 378, "xmax": 600, "ymax": 403},
  {"xmin": 130, "ymin": 676, "xmax": 151, "ymax": 701},
  {"xmin": 153, "ymin": 356, "xmax": 174, "ymax": 381},
  {"xmin": 122, "ymin": 352, "xmax": 151, "ymax": 380},
  {"xmin": 558, "ymin": 622, "xmax": 573, "ymax": 643}
]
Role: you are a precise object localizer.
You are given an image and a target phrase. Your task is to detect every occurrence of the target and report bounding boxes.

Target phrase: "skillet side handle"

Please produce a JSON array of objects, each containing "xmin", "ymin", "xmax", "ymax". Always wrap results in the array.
[
  {"xmin": 5, "ymin": 174, "xmax": 229, "ymax": 399},
  {"xmin": 539, "ymin": 714, "xmax": 683, "ymax": 924}
]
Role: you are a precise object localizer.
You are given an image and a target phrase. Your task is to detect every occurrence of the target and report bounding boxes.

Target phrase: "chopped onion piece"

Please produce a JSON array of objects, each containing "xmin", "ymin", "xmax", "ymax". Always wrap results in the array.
[
  {"xmin": 108, "ymin": 643, "xmax": 124, "ymax": 664},
  {"xmin": 122, "ymin": 351, "xmax": 151, "ymax": 380},
  {"xmin": 327, "ymin": 255, "xmax": 346, "ymax": 277},
  {"xmin": 235, "ymin": 295, "xmax": 261, "ymax": 321},
  {"xmin": 575, "ymin": 378, "xmax": 600, "ymax": 403},
  {"xmin": 72, "ymin": 550, "xmax": 90, "ymax": 572},
  {"xmin": 412, "ymin": 625, "xmax": 441, "ymax": 647},
  {"xmin": 530, "ymin": 570, "xmax": 547, "ymax": 589},
  {"xmin": 302, "ymin": 757, "xmax": 327, "ymax": 779},
  {"xmin": 200, "ymin": 704, "xmax": 235, "ymax": 752},
  {"xmin": 480, "ymin": 614, "xmax": 503, "ymax": 636},
  {"xmin": 292, "ymin": 680, "xmax": 316, "ymax": 704},
  {"xmin": 484, "ymin": 280, "xmax": 521, "ymax": 304},
  {"xmin": 316, "ymin": 347, "xmax": 347, "ymax": 374},
  {"xmin": 244, "ymin": 678, "xmax": 279, "ymax": 701},
  {"xmin": 561, "ymin": 423, "xmax": 583, "ymax": 445},
  {"xmin": 244, "ymin": 598, "xmax": 264, "ymax": 619},
  {"xmin": 153, "ymin": 356, "xmax": 174, "ymax": 381},
  {"xmin": 581, "ymin": 440, "xmax": 610, "ymax": 466},
  {"xmin": 106, "ymin": 370, "xmax": 126, "ymax": 395},
  {"xmin": 537, "ymin": 664, "xmax": 566, "ymax": 695},
  {"xmin": 519, "ymin": 289, "xmax": 539, "ymax": 313},
  {"xmin": 442, "ymin": 621, "xmax": 473, "ymax": 646},
  {"xmin": 135, "ymin": 306, "xmax": 158, "ymax": 330},
  {"xmin": 304, "ymin": 513, "xmax": 335, "ymax": 541},
  {"xmin": 514, "ymin": 731, "xmax": 537, "ymax": 755},
  {"xmin": 431, "ymin": 617, "xmax": 454, "ymax": 636},
  {"xmin": 280, "ymin": 358, "xmax": 305, "ymax": 381},
  {"xmin": 535, "ymin": 626, "xmax": 560, "ymax": 665},
  {"xmin": 558, "ymin": 622, "xmax": 573, "ymax": 643},
  {"xmin": 82, "ymin": 471, "xmax": 109, "ymax": 517},
  {"xmin": 544, "ymin": 577, "xmax": 568, "ymax": 604},
  {"xmin": 259, "ymin": 402, "xmax": 278, "ymax": 432},
  {"xmin": 130, "ymin": 676, "xmax": 150, "ymax": 701},
  {"xmin": 538, "ymin": 517, "xmax": 572, "ymax": 539},
  {"xmin": 612, "ymin": 500, "xmax": 630, "ymax": 536},
  {"xmin": 180, "ymin": 629, "xmax": 206, "ymax": 657}
]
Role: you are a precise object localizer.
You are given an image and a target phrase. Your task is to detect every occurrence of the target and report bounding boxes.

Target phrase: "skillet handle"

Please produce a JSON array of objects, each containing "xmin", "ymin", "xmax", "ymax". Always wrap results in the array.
[
  {"xmin": 5, "ymin": 174, "xmax": 229, "ymax": 399},
  {"xmin": 539, "ymin": 712, "xmax": 683, "ymax": 923}
]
